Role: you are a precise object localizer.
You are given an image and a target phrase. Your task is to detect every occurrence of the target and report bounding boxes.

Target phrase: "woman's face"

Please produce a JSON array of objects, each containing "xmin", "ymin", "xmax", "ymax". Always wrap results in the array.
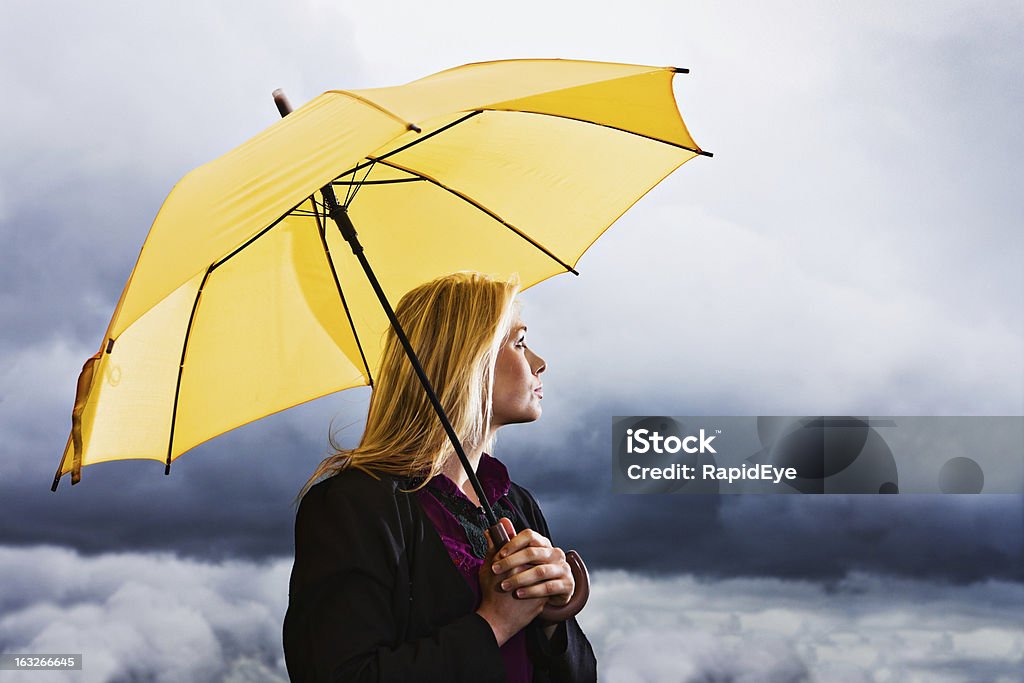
[{"xmin": 491, "ymin": 316, "xmax": 546, "ymax": 428}]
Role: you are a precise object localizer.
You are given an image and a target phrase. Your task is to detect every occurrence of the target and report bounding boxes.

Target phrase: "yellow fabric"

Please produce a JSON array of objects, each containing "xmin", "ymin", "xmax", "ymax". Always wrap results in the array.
[{"xmin": 55, "ymin": 58, "xmax": 708, "ymax": 485}]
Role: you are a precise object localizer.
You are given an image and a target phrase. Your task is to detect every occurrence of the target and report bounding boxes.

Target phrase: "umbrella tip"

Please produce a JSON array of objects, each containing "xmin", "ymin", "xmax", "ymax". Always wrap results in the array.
[
  {"xmin": 408, "ymin": 122, "xmax": 422, "ymax": 133},
  {"xmin": 671, "ymin": 67, "xmax": 690, "ymax": 74},
  {"xmin": 273, "ymin": 89, "xmax": 294, "ymax": 118}
]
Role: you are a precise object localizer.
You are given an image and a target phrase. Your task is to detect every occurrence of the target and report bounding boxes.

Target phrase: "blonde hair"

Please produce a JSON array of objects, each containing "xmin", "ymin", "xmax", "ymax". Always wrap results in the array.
[{"xmin": 296, "ymin": 271, "xmax": 521, "ymax": 502}]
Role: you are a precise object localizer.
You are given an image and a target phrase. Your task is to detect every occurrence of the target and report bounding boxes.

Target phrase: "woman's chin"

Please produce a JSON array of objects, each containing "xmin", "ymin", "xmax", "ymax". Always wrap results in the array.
[{"xmin": 495, "ymin": 408, "xmax": 543, "ymax": 427}]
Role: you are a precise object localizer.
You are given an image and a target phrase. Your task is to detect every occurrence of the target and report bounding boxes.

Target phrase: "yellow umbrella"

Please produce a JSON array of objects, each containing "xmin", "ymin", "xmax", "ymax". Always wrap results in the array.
[{"xmin": 54, "ymin": 57, "xmax": 709, "ymax": 497}]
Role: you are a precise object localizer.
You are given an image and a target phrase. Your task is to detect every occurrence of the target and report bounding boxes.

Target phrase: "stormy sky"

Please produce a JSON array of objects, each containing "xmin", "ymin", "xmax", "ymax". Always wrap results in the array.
[{"xmin": 1, "ymin": 1, "xmax": 1022, "ymax": 681}]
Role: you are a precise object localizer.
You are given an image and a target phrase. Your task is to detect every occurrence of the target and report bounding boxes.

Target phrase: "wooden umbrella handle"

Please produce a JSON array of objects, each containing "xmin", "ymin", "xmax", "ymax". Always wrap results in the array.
[
  {"xmin": 487, "ymin": 521, "xmax": 591, "ymax": 624},
  {"xmin": 538, "ymin": 550, "xmax": 590, "ymax": 625}
]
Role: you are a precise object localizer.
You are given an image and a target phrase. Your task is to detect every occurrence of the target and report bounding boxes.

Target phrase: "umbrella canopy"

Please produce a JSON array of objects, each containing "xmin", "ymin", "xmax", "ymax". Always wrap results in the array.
[{"xmin": 53, "ymin": 58, "xmax": 710, "ymax": 489}]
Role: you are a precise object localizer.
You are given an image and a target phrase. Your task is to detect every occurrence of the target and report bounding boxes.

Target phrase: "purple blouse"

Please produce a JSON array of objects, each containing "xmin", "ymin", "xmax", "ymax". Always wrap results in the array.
[{"xmin": 414, "ymin": 453, "xmax": 532, "ymax": 683}]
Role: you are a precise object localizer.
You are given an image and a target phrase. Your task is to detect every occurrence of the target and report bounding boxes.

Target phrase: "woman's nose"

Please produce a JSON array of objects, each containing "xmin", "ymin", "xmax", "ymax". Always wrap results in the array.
[{"xmin": 528, "ymin": 349, "xmax": 546, "ymax": 375}]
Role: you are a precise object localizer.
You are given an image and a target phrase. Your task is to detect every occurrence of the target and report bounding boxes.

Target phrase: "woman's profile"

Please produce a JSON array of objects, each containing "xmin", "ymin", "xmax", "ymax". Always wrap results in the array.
[{"xmin": 283, "ymin": 271, "xmax": 597, "ymax": 682}]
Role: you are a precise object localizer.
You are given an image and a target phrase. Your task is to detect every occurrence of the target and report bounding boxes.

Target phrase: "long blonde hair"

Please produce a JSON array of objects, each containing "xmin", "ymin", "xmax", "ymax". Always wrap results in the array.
[{"xmin": 296, "ymin": 271, "xmax": 521, "ymax": 502}]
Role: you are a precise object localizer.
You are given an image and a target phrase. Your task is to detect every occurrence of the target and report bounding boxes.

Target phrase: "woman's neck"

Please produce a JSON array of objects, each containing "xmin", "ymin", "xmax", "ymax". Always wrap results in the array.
[{"xmin": 439, "ymin": 428, "xmax": 496, "ymax": 504}]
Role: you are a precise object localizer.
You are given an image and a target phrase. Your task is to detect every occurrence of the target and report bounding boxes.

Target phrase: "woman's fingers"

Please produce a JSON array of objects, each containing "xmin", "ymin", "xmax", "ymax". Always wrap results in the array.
[
  {"xmin": 501, "ymin": 564, "xmax": 574, "ymax": 602},
  {"xmin": 492, "ymin": 543, "xmax": 564, "ymax": 574},
  {"xmin": 498, "ymin": 559, "xmax": 572, "ymax": 592},
  {"xmin": 514, "ymin": 580, "xmax": 573, "ymax": 601},
  {"xmin": 491, "ymin": 522, "xmax": 560, "ymax": 574},
  {"xmin": 497, "ymin": 527, "xmax": 551, "ymax": 558},
  {"xmin": 489, "ymin": 521, "xmax": 573, "ymax": 601}
]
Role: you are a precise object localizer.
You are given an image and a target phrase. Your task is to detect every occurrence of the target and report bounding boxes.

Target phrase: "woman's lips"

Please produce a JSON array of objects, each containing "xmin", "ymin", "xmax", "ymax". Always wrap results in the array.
[{"xmin": 533, "ymin": 385, "xmax": 543, "ymax": 398}]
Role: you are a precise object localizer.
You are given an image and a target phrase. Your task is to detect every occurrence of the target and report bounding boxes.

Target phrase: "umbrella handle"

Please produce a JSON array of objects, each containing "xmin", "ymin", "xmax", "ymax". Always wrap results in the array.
[
  {"xmin": 487, "ymin": 522, "xmax": 591, "ymax": 624},
  {"xmin": 538, "ymin": 550, "xmax": 590, "ymax": 625}
]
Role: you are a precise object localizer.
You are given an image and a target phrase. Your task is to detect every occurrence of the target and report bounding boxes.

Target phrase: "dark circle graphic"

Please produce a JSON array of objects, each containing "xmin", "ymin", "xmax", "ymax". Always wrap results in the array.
[
  {"xmin": 756, "ymin": 417, "xmax": 790, "ymax": 451},
  {"xmin": 771, "ymin": 417, "xmax": 870, "ymax": 479},
  {"xmin": 760, "ymin": 418, "xmax": 898, "ymax": 494},
  {"xmin": 938, "ymin": 457, "xmax": 984, "ymax": 494}
]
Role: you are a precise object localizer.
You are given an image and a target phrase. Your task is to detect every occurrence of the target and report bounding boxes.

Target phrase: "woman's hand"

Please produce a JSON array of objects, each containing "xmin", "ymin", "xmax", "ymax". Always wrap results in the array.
[
  {"xmin": 476, "ymin": 518, "xmax": 547, "ymax": 646},
  {"xmin": 490, "ymin": 519, "xmax": 575, "ymax": 608}
]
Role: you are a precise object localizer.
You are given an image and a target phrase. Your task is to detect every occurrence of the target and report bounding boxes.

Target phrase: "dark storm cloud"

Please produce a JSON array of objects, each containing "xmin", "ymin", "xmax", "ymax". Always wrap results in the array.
[
  {"xmin": 0, "ymin": 173, "xmax": 163, "ymax": 351},
  {"xmin": 3, "ymin": 416, "xmax": 315, "ymax": 560},
  {"xmin": 8, "ymin": 400, "xmax": 1021, "ymax": 588}
]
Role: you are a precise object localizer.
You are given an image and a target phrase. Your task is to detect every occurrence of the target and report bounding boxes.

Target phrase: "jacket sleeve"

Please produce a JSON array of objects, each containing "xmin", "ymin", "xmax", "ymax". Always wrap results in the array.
[
  {"xmin": 515, "ymin": 486, "xmax": 598, "ymax": 683},
  {"xmin": 284, "ymin": 475, "xmax": 507, "ymax": 683}
]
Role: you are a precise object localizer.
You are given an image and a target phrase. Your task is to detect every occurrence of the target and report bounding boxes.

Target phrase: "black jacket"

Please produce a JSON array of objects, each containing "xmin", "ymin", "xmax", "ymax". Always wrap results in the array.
[{"xmin": 283, "ymin": 468, "xmax": 598, "ymax": 682}]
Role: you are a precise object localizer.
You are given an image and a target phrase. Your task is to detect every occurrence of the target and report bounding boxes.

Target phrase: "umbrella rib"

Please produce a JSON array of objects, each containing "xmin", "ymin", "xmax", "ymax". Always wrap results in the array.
[
  {"xmin": 165, "ymin": 199, "xmax": 377, "ymax": 475},
  {"xmin": 208, "ymin": 178, "xmax": 411, "ymax": 272},
  {"xmin": 310, "ymin": 199, "xmax": 375, "ymax": 387},
  {"xmin": 484, "ymin": 109, "xmax": 714, "ymax": 157},
  {"xmin": 336, "ymin": 111, "xmax": 483, "ymax": 181},
  {"xmin": 330, "ymin": 178, "xmax": 424, "ymax": 186},
  {"xmin": 326, "ymin": 90, "xmax": 422, "ymax": 133},
  {"xmin": 344, "ymin": 160, "xmax": 377, "ymax": 209},
  {"xmin": 368, "ymin": 158, "xmax": 580, "ymax": 276},
  {"xmin": 211, "ymin": 198, "xmax": 310, "ymax": 271},
  {"xmin": 166, "ymin": 264, "xmax": 215, "ymax": 474}
]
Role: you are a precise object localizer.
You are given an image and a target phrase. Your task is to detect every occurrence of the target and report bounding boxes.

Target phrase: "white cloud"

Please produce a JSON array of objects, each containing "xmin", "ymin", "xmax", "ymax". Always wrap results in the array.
[
  {"xmin": 0, "ymin": 546, "xmax": 290, "ymax": 683},
  {"xmin": 1, "ymin": 545, "xmax": 1021, "ymax": 682},
  {"xmin": 0, "ymin": 1, "xmax": 364, "ymax": 188},
  {"xmin": 513, "ymin": 199, "xmax": 1021, "ymax": 446},
  {"xmin": 583, "ymin": 570, "xmax": 1024, "ymax": 682}
]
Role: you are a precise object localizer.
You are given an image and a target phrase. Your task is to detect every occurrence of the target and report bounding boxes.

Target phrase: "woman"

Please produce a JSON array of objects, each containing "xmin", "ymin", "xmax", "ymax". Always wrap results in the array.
[{"xmin": 283, "ymin": 272, "xmax": 597, "ymax": 682}]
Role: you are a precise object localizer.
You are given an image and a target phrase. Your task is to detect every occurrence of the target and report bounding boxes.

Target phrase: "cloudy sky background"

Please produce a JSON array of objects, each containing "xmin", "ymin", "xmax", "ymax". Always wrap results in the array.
[{"xmin": 2, "ymin": 1, "xmax": 1021, "ymax": 681}]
